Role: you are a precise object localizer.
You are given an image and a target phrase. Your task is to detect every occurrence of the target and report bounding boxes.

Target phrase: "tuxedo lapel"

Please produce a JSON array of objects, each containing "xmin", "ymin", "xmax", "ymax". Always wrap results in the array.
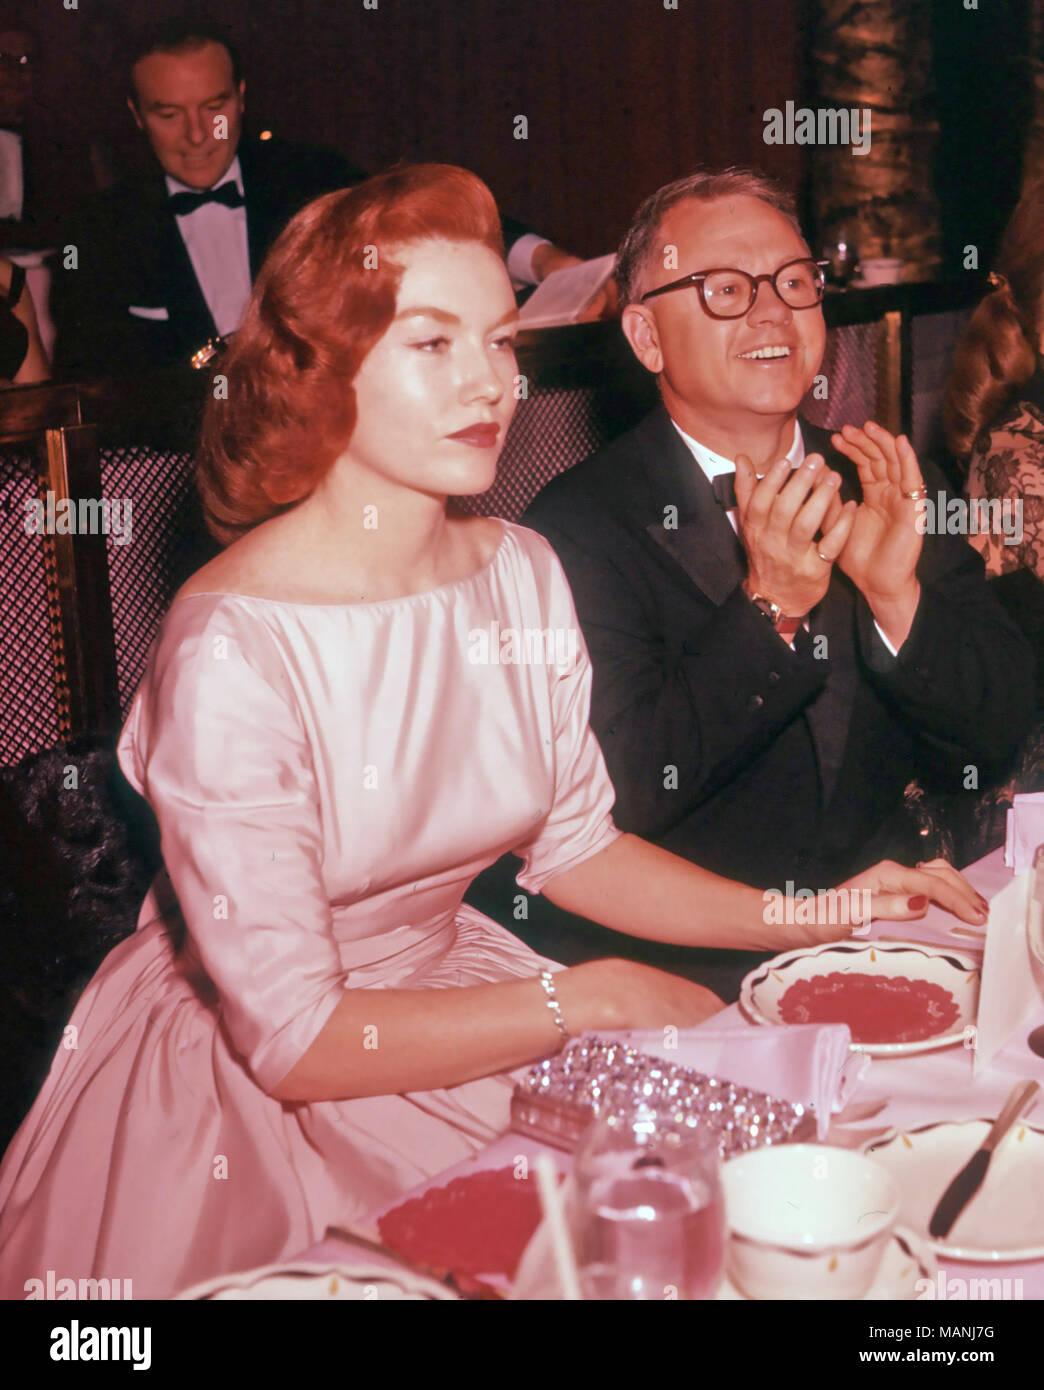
[
  {"xmin": 238, "ymin": 141, "xmax": 277, "ymax": 278},
  {"xmin": 799, "ymin": 422, "xmax": 862, "ymax": 809},
  {"xmin": 137, "ymin": 171, "xmax": 216, "ymax": 346},
  {"xmin": 804, "ymin": 578, "xmax": 859, "ymax": 808},
  {"xmin": 637, "ymin": 406, "xmax": 747, "ymax": 604}
]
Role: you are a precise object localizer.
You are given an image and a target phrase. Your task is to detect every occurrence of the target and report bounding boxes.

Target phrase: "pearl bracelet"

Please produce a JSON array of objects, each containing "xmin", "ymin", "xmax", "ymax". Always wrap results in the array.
[{"xmin": 538, "ymin": 968, "xmax": 570, "ymax": 1041}]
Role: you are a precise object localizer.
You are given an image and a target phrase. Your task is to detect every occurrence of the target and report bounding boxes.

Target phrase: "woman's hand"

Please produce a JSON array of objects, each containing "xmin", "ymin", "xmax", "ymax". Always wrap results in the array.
[
  {"xmin": 564, "ymin": 958, "xmax": 727, "ymax": 1032},
  {"xmin": 832, "ymin": 857, "xmax": 989, "ymax": 937}
]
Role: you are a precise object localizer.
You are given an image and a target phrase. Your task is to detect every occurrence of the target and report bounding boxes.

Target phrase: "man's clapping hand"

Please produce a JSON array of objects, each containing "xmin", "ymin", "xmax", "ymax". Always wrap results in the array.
[
  {"xmin": 735, "ymin": 423, "xmax": 925, "ymax": 648},
  {"xmin": 734, "ymin": 450, "xmax": 857, "ymax": 618},
  {"xmin": 826, "ymin": 422, "xmax": 924, "ymax": 649}
]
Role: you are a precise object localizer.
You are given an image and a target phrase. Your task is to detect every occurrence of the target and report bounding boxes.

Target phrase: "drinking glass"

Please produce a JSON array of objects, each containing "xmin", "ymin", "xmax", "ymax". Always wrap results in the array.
[{"xmin": 568, "ymin": 1110, "xmax": 726, "ymax": 1300}]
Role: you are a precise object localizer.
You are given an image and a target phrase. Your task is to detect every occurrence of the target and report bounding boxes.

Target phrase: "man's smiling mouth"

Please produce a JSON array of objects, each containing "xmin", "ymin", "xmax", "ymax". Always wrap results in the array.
[{"xmin": 737, "ymin": 345, "xmax": 792, "ymax": 360}]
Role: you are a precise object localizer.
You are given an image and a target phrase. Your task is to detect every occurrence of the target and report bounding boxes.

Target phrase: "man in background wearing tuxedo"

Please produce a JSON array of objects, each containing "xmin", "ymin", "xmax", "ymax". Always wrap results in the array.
[
  {"xmin": 52, "ymin": 17, "xmax": 582, "ymax": 380},
  {"xmin": 523, "ymin": 169, "xmax": 1032, "ymax": 919}
]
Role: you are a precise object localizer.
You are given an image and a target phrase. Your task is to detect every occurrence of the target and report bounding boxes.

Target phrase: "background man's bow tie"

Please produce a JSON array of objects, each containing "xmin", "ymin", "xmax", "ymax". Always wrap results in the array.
[
  {"xmin": 711, "ymin": 473, "xmax": 738, "ymax": 511},
  {"xmin": 168, "ymin": 181, "xmax": 245, "ymax": 217}
]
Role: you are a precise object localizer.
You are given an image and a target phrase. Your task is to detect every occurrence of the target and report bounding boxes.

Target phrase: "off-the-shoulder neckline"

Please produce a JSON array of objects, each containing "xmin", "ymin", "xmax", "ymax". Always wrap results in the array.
[{"xmin": 171, "ymin": 519, "xmax": 513, "ymax": 612}]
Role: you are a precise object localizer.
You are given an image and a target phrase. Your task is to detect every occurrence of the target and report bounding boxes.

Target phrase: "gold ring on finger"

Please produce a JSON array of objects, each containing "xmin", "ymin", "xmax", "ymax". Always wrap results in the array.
[
  {"xmin": 816, "ymin": 549, "xmax": 831, "ymax": 563},
  {"xmin": 903, "ymin": 487, "xmax": 928, "ymax": 501}
]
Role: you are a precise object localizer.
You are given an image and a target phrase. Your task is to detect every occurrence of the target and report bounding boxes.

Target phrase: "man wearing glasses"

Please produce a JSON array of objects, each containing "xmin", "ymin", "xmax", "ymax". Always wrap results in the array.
[{"xmin": 522, "ymin": 168, "xmax": 1032, "ymax": 963}]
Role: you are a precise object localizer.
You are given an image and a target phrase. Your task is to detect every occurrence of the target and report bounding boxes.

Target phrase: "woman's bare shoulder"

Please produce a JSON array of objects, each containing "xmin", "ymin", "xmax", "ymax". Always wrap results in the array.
[{"xmin": 174, "ymin": 525, "xmax": 285, "ymax": 602}]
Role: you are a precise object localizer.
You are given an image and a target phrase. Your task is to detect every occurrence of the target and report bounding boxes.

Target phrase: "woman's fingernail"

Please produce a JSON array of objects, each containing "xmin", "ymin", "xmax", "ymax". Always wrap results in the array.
[
  {"xmin": 976, "ymin": 896, "xmax": 989, "ymax": 911},
  {"xmin": 907, "ymin": 895, "xmax": 929, "ymax": 910}
]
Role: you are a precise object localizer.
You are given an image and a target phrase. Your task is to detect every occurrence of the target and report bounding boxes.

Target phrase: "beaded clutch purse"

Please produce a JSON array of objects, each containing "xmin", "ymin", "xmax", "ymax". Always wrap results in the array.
[{"xmin": 510, "ymin": 1035, "xmax": 815, "ymax": 1155}]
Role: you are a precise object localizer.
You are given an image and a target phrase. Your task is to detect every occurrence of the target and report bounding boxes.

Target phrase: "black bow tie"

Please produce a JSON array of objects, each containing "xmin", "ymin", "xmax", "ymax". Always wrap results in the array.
[
  {"xmin": 711, "ymin": 473, "xmax": 737, "ymax": 511},
  {"xmin": 168, "ymin": 181, "xmax": 245, "ymax": 217}
]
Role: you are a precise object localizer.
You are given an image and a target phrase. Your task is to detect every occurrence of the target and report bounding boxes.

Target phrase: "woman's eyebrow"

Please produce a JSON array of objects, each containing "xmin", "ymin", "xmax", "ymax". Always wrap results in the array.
[
  {"xmin": 394, "ymin": 306, "xmax": 520, "ymax": 328},
  {"xmin": 394, "ymin": 306, "xmax": 460, "ymax": 323}
]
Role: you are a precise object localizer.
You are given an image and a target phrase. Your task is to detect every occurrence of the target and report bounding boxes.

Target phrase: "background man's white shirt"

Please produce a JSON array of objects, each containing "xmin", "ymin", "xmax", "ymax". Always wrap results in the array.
[
  {"xmin": 506, "ymin": 232, "xmax": 550, "ymax": 287},
  {"xmin": 165, "ymin": 155, "xmax": 251, "ymax": 337}
]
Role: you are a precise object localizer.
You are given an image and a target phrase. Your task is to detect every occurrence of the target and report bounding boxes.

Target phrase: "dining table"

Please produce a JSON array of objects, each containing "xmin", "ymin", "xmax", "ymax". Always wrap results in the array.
[{"xmin": 292, "ymin": 846, "xmax": 1044, "ymax": 1300}]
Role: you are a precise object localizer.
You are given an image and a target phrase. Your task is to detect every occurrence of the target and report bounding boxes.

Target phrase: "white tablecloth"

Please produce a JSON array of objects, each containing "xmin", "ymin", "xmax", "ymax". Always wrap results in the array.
[{"xmin": 298, "ymin": 848, "xmax": 1044, "ymax": 1298}]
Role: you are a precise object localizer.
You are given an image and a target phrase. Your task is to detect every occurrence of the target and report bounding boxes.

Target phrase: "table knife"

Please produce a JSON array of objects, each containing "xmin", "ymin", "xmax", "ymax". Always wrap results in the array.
[{"xmin": 927, "ymin": 1079, "xmax": 1040, "ymax": 1239}]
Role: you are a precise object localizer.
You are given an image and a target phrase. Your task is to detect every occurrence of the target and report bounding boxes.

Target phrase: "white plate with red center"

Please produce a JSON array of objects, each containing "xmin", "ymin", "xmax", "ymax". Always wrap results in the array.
[{"xmin": 739, "ymin": 940, "xmax": 980, "ymax": 1057}]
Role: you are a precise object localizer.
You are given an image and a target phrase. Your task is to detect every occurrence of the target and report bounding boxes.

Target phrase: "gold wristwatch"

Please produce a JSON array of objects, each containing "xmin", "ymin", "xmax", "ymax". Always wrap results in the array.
[{"xmin": 744, "ymin": 585, "xmax": 806, "ymax": 641}]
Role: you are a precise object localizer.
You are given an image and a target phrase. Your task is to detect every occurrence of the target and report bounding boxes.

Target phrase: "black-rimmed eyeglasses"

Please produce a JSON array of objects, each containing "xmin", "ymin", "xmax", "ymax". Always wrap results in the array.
[{"xmin": 640, "ymin": 258, "xmax": 829, "ymax": 318}]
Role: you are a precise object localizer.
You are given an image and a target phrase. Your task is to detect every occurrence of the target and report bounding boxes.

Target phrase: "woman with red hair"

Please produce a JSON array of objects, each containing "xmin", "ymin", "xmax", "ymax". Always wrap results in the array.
[
  {"xmin": 0, "ymin": 164, "xmax": 985, "ymax": 1299},
  {"xmin": 944, "ymin": 181, "xmax": 1044, "ymax": 577}
]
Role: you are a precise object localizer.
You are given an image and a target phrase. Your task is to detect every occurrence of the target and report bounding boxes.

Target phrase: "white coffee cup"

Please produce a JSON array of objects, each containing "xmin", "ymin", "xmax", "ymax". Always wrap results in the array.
[
  {"xmin": 722, "ymin": 1144, "xmax": 899, "ymax": 1300},
  {"xmin": 858, "ymin": 257, "xmax": 904, "ymax": 286}
]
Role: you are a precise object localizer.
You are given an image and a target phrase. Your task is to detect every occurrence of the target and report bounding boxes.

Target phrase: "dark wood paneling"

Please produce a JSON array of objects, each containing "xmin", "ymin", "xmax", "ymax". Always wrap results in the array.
[{"xmin": 28, "ymin": 0, "xmax": 809, "ymax": 258}]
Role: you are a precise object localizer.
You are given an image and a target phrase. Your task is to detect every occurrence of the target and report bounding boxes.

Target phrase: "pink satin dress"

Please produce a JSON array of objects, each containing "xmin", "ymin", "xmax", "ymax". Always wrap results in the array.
[{"xmin": 0, "ymin": 521, "xmax": 621, "ymax": 1299}]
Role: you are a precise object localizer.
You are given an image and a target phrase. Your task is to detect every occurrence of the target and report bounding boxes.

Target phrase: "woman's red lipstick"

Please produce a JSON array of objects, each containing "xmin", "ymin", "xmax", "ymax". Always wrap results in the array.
[{"xmin": 448, "ymin": 424, "xmax": 499, "ymax": 447}]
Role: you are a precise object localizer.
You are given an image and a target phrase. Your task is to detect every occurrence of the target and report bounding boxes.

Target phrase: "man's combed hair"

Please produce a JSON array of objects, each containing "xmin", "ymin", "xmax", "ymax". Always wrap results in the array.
[
  {"xmin": 197, "ymin": 163, "xmax": 505, "ymax": 547},
  {"xmin": 127, "ymin": 14, "xmax": 243, "ymax": 99},
  {"xmin": 615, "ymin": 167, "xmax": 802, "ymax": 307},
  {"xmin": 943, "ymin": 180, "xmax": 1044, "ymax": 461}
]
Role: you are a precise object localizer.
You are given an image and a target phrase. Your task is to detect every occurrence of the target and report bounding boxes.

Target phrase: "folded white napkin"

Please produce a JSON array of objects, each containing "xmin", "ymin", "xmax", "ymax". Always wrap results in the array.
[
  {"xmin": 974, "ymin": 870, "xmax": 1044, "ymax": 1076},
  {"xmin": 1004, "ymin": 794, "xmax": 1044, "ymax": 873},
  {"xmin": 593, "ymin": 1021, "xmax": 867, "ymax": 1141}
]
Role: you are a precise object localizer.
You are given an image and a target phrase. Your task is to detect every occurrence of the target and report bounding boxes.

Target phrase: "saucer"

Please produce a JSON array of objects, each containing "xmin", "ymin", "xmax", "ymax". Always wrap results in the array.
[
  {"xmin": 864, "ymin": 1118, "xmax": 1044, "ymax": 1261},
  {"xmin": 718, "ymin": 1229, "xmax": 936, "ymax": 1300}
]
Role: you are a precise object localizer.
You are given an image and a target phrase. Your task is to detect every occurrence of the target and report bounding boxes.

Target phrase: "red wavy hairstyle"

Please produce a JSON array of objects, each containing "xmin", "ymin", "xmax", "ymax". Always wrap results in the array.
[
  {"xmin": 943, "ymin": 179, "xmax": 1044, "ymax": 461},
  {"xmin": 197, "ymin": 163, "xmax": 505, "ymax": 545}
]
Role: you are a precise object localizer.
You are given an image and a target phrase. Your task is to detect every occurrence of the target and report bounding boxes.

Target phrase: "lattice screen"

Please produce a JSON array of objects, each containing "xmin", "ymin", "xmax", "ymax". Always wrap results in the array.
[
  {"xmin": 99, "ymin": 446, "xmax": 211, "ymax": 714},
  {"xmin": 801, "ymin": 322, "xmax": 879, "ymax": 434},
  {"xmin": 456, "ymin": 385, "xmax": 610, "ymax": 521},
  {"xmin": 911, "ymin": 308, "xmax": 971, "ymax": 462},
  {"xmin": 0, "ymin": 448, "xmax": 63, "ymax": 764}
]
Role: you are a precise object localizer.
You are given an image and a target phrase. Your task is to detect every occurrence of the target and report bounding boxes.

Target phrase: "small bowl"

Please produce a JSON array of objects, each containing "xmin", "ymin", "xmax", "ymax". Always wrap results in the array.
[
  {"xmin": 722, "ymin": 1144, "xmax": 899, "ymax": 1300},
  {"xmin": 858, "ymin": 257, "xmax": 904, "ymax": 286}
]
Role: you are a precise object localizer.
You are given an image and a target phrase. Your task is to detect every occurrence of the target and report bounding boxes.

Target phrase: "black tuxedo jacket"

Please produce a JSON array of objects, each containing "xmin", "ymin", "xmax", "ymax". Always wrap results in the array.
[
  {"xmin": 50, "ymin": 137, "xmax": 538, "ymax": 382},
  {"xmin": 50, "ymin": 137, "xmax": 367, "ymax": 380},
  {"xmin": 522, "ymin": 404, "xmax": 1035, "ymax": 888}
]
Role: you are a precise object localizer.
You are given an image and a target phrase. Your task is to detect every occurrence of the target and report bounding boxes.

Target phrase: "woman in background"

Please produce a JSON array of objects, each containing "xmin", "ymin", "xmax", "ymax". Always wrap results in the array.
[
  {"xmin": 0, "ymin": 254, "xmax": 48, "ymax": 383},
  {"xmin": 0, "ymin": 164, "xmax": 985, "ymax": 1300},
  {"xmin": 944, "ymin": 181, "xmax": 1044, "ymax": 578}
]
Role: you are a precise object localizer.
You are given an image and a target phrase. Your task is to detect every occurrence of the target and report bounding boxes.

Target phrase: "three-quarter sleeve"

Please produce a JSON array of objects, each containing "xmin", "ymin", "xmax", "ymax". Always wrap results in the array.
[
  {"xmin": 511, "ymin": 533, "xmax": 624, "ymax": 894},
  {"xmin": 117, "ymin": 600, "xmax": 346, "ymax": 1094}
]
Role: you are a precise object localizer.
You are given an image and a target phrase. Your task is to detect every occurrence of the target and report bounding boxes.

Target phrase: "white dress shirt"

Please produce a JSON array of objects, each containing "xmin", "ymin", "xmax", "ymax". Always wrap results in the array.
[
  {"xmin": 0, "ymin": 130, "xmax": 24, "ymax": 221},
  {"xmin": 671, "ymin": 418, "xmax": 900, "ymax": 656},
  {"xmin": 166, "ymin": 156, "xmax": 252, "ymax": 337},
  {"xmin": 506, "ymin": 232, "xmax": 550, "ymax": 287}
]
